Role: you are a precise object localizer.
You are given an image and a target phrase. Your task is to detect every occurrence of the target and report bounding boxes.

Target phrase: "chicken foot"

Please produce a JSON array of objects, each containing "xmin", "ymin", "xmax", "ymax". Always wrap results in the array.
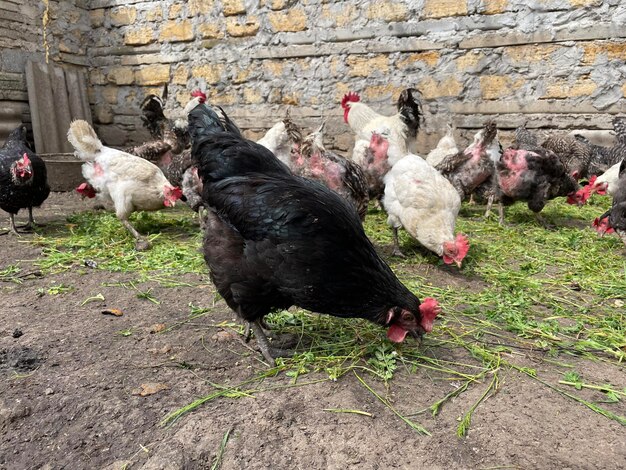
[
  {"xmin": 250, "ymin": 320, "xmax": 295, "ymax": 365},
  {"xmin": 0, "ymin": 214, "xmax": 21, "ymax": 236},
  {"xmin": 17, "ymin": 207, "xmax": 43, "ymax": 231},
  {"xmin": 121, "ymin": 219, "xmax": 151, "ymax": 251},
  {"xmin": 391, "ymin": 226, "xmax": 406, "ymax": 258},
  {"xmin": 617, "ymin": 230, "xmax": 626, "ymax": 248},
  {"xmin": 244, "ymin": 320, "xmax": 299, "ymax": 348}
]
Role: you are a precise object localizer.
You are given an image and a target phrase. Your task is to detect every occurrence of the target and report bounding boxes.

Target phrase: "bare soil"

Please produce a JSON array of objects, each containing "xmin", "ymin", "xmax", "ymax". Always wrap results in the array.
[{"xmin": 1, "ymin": 193, "xmax": 625, "ymax": 470}]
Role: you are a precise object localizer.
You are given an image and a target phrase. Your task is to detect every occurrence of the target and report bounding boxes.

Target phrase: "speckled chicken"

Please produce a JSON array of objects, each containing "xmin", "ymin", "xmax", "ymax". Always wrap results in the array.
[
  {"xmin": 287, "ymin": 123, "xmax": 369, "ymax": 220},
  {"xmin": 425, "ymin": 122, "xmax": 458, "ymax": 168},
  {"xmin": 436, "ymin": 120, "xmax": 500, "ymax": 201},
  {"xmin": 495, "ymin": 146, "xmax": 580, "ymax": 225},
  {"xmin": 0, "ymin": 125, "xmax": 50, "ymax": 234}
]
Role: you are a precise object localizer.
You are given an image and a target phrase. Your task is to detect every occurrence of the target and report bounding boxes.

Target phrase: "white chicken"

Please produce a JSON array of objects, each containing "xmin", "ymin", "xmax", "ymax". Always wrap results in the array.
[
  {"xmin": 383, "ymin": 151, "xmax": 470, "ymax": 267},
  {"xmin": 426, "ymin": 122, "xmax": 458, "ymax": 168},
  {"xmin": 343, "ymin": 89, "xmax": 422, "ymax": 168},
  {"xmin": 67, "ymin": 120, "xmax": 183, "ymax": 251}
]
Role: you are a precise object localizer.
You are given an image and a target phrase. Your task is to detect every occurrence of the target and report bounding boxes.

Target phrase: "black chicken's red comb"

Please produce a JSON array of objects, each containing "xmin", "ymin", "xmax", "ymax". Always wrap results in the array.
[
  {"xmin": 191, "ymin": 90, "xmax": 207, "ymax": 103},
  {"xmin": 341, "ymin": 91, "xmax": 360, "ymax": 110}
]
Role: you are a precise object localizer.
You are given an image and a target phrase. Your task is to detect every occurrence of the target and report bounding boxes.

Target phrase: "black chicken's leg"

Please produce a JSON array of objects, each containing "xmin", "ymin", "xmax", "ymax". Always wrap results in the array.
[
  {"xmin": 1, "ymin": 214, "xmax": 21, "ymax": 236},
  {"xmin": 250, "ymin": 320, "xmax": 294, "ymax": 365},
  {"xmin": 17, "ymin": 207, "xmax": 39, "ymax": 231}
]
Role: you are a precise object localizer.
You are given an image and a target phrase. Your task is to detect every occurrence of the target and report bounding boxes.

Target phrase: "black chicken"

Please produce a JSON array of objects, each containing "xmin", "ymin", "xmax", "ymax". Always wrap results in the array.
[
  {"xmin": 0, "ymin": 126, "xmax": 50, "ymax": 234},
  {"xmin": 187, "ymin": 103, "xmax": 440, "ymax": 364},
  {"xmin": 596, "ymin": 159, "xmax": 626, "ymax": 246}
]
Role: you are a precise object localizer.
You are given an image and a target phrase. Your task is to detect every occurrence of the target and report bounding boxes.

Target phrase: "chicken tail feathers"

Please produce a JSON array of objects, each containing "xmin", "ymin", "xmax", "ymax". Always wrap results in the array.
[
  {"xmin": 67, "ymin": 120, "xmax": 103, "ymax": 161},
  {"xmin": 397, "ymin": 88, "xmax": 423, "ymax": 139}
]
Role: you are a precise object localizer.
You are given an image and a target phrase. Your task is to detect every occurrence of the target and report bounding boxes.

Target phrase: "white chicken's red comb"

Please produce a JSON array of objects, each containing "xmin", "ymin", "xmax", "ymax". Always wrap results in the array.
[
  {"xmin": 341, "ymin": 91, "xmax": 360, "ymax": 110},
  {"xmin": 191, "ymin": 90, "xmax": 207, "ymax": 103}
]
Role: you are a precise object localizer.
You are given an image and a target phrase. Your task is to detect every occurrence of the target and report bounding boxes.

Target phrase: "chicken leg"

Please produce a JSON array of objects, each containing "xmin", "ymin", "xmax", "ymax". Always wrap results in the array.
[
  {"xmin": 17, "ymin": 207, "xmax": 40, "ymax": 231},
  {"xmin": 0, "ymin": 214, "xmax": 21, "ymax": 236},
  {"xmin": 121, "ymin": 218, "xmax": 151, "ymax": 251},
  {"xmin": 250, "ymin": 320, "xmax": 295, "ymax": 365},
  {"xmin": 391, "ymin": 226, "xmax": 406, "ymax": 258}
]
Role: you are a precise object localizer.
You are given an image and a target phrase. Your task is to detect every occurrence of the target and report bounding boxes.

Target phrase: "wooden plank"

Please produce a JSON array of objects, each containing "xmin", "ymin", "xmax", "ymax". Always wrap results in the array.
[
  {"xmin": 50, "ymin": 65, "xmax": 74, "ymax": 153},
  {"xmin": 26, "ymin": 61, "xmax": 92, "ymax": 154},
  {"xmin": 25, "ymin": 61, "xmax": 58, "ymax": 154},
  {"xmin": 65, "ymin": 68, "xmax": 93, "ymax": 125}
]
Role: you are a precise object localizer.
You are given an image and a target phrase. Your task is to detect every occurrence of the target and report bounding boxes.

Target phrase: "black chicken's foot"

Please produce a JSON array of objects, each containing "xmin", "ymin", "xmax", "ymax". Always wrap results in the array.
[
  {"xmin": 250, "ymin": 321, "xmax": 294, "ymax": 365},
  {"xmin": 4, "ymin": 214, "xmax": 21, "ymax": 236},
  {"xmin": 535, "ymin": 213, "xmax": 555, "ymax": 229}
]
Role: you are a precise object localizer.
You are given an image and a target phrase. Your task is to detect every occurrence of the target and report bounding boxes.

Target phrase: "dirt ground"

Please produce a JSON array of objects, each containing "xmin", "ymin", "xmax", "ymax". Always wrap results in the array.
[{"xmin": 1, "ymin": 193, "xmax": 625, "ymax": 470}]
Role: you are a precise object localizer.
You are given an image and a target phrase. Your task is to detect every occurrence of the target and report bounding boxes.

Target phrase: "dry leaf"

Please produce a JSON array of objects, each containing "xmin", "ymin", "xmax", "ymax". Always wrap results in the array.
[
  {"xmin": 102, "ymin": 309, "xmax": 124, "ymax": 317},
  {"xmin": 132, "ymin": 382, "xmax": 169, "ymax": 397},
  {"xmin": 150, "ymin": 323, "xmax": 166, "ymax": 334},
  {"xmin": 147, "ymin": 344, "xmax": 172, "ymax": 355},
  {"xmin": 212, "ymin": 330, "xmax": 238, "ymax": 342}
]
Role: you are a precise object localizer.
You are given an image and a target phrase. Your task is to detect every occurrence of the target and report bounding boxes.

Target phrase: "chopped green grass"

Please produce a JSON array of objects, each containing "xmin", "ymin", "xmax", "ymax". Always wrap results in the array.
[{"xmin": 26, "ymin": 196, "xmax": 626, "ymax": 433}]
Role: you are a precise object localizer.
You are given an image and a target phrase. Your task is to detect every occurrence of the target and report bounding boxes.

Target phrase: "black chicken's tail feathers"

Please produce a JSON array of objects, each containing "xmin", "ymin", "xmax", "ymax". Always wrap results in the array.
[{"xmin": 397, "ymin": 88, "xmax": 423, "ymax": 139}]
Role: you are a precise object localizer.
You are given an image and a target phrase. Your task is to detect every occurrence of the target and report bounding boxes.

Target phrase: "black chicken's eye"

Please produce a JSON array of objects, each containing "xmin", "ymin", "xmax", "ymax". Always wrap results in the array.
[{"xmin": 401, "ymin": 312, "xmax": 414, "ymax": 321}]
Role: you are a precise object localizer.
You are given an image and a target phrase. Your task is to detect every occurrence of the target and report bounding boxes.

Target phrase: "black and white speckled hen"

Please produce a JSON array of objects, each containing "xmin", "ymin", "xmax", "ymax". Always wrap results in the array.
[
  {"xmin": 495, "ymin": 146, "xmax": 580, "ymax": 226},
  {"xmin": 436, "ymin": 120, "xmax": 500, "ymax": 201},
  {"xmin": 187, "ymin": 102, "xmax": 440, "ymax": 365},
  {"xmin": 287, "ymin": 122, "xmax": 369, "ymax": 221},
  {"xmin": 0, "ymin": 125, "xmax": 50, "ymax": 234}
]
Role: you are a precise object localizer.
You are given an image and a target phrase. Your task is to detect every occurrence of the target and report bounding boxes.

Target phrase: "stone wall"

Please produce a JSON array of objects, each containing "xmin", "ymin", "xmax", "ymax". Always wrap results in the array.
[
  {"xmin": 0, "ymin": 0, "xmax": 90, "ymax": 143},
  {"xmin": 3, "ymin": 0, "xmax": 626, "ymax": 151}
]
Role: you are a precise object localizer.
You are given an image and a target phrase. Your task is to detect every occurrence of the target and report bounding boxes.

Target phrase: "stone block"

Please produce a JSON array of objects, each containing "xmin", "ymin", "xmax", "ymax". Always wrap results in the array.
[
  {"xmin": 145, "ymin": 7, "xmax": 163, "ymax": 22},
  {"xmin": 90, "ymin": 9, "xmax": 105, "ymax": 27},
  {"xmin": 125, "ymin": 26, "xmax": 155, "ymax": 46},
  {"xmin": 268, "ymin": 9, "xmax": 307, "ymax": 32},
  {"xmin": 191, "ymin": 64, "xmax": 225, "ymax": 84},
  {"xmin": 622, "ymin": 82, "xmax": 626, "ymax": 98},
  {"xmin": 102, "ymin": 86, "xmax": 119, "ymax": 104},
  {"xmin": 543, "ymin": 78, "xmax": 597, "ymax": 99},
  {"xmin": 188, "ymin": 0, "xmax": 215, "ymax": 16},
  {"xmin": 482, "ymin": 0, "xmax": 508, "ymax": 15},
  {"xmin": 107, "ymin": 67, "xmax": 134, "ymax": 85},
  {"xmin": 226, "ymin": 17, "xmax": 260, "ymax": 37},
  {"xmin": 480, "ymin": 75, "xmax": 523, "ymax": 99},
  {"xmin": 172, "ymin": 65, "xmax": 188, "ymax": 85},
  {"xmin": 168, "ymin": 4, "xmax": 184, "ymax": 19},
  {"xmin": 422, "ymin": 0, "xmax": 468, "ymax": 19},
  {"xmin": 223, "ymin": 0, "xmax": 246, "ymax": 16},
  {"xmin": 456, "ymin": 51, "xmax": 484, "ymax": 70},
  {"xmin": 419, "ymin": 76, "xmax": 463, "ymax": 99},
  {"xmin": 262, "ymin": 60, "xmax": 284, "ymax": 77},
  {"xmin": 366, "ymin": 2, "xmax": 409, "ymax": 22},
  {"xmin": 569, "ymin": 0, "xmax": 602, "ymax": 6},
  {"xmin": 94, "ymin": 104, "xmax": 113, "ymax": 124},
  {"xmin": 321, "ymin": 4, "xmax": 357, "ymax": 28},
  {"xmin": 134, "ymin": 64, "xmax": 170, "ymax": 85},
  {"xmin": 159, "ymin": 20, "xmax": 194, "ymax": 42},
  {"xmin": 505, "ymin": 44, "xmax": 558, "ymax": 63},
  {"xmin": 581, "ymin": 41, "xmax": 626, "ymax": 65},
  {"xmin": 396, "ymin": 51, "xmax": 440, "ymax": 69},
  {"xmin": 110, "ymin": 6, "xmax": 137, "ymax": 26},
  {"xmin": 347, "ymin": 55, "xmax": 389, "ymax": 77},
  {"xmin": 362, "ymin": 84, "xmax": 405, "ymax": 101},
  {"xmin": 243, "ymin": 87, "xmax": 263, "ymax": 104},
  {"xmin": 198, "ymin": 23, "xmax": 224, "ymax": 39}
]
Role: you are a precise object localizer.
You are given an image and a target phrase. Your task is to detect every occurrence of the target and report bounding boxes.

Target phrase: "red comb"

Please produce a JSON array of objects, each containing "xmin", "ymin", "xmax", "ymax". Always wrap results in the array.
[
  {"xmin": 592, "ymin": 217, "xmax": 614, "ymax": 236},
  {"xmin": 341, "ymin": 91, "xmax": 360, "ymax": 110},
  {"xmin": 419, "ymin": 297, "xmax": 441, "ymax": 333},
  {"xmin": 191, "ymin": 90, "xmax": 207, "ymax": 103},
  {"xmin": 456, "ymin": 234, "xmax": 470, "ymax": 260}
]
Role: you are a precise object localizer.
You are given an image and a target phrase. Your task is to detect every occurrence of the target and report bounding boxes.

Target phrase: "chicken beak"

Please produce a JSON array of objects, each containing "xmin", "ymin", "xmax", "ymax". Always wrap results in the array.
[{"xmin": 455, "ymin": 260, "xmax": 463, "ymax": 269}]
